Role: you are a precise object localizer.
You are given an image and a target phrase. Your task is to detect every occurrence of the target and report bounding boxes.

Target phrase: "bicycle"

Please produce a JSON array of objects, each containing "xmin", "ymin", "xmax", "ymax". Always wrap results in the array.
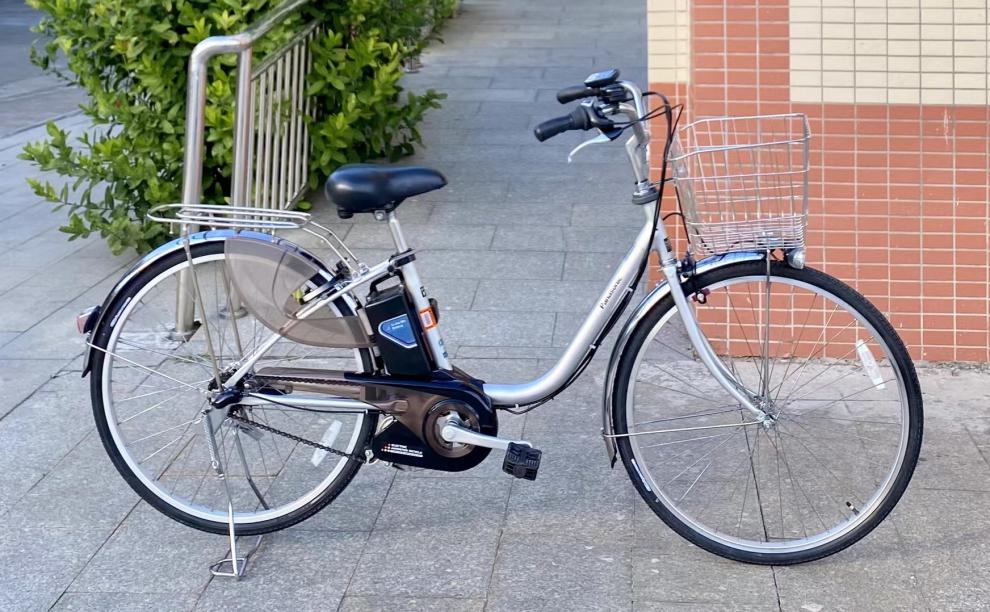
[{"xmin": 76, "ymin": 68, "xmax": 922, "ymax": 567}]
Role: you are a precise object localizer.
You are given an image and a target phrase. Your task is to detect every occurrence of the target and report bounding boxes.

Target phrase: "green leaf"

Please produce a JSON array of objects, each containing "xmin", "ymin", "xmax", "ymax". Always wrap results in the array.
[{"xmin": 21, "ymin": 0, "xmax": 456, "ymax": 254}]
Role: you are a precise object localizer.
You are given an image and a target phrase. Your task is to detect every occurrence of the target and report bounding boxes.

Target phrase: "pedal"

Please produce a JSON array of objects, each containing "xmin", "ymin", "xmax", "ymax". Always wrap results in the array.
[{"xmin": 502, "ymin": 442, "xmax": 541, "ymax": 481}]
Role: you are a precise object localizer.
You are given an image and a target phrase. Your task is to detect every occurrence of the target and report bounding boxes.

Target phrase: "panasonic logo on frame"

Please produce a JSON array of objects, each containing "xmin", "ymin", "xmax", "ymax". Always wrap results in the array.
[{"xmin": 599, "ymin": 278, "xmax": 623, "ymax": 310}]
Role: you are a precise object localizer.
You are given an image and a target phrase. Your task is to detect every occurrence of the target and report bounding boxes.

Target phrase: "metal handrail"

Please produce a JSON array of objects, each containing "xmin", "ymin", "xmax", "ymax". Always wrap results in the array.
[
  {"xmin": 176, "ymin": 0, "xmax": 314, "ymax": 333},
  {"xmin": 180, "ymin": 0, "xmax": 312, "ymax": 211}
]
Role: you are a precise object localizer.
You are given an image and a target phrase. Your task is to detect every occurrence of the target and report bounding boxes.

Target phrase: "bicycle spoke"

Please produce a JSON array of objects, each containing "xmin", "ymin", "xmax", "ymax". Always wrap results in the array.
[
  {"xmin": 780, "ymin": 416, "xmax": 887, "ymax": 472},
  {"xmin": 662, "ymin": 425, "xmax": 747, "ymax": 488},
  {"xmin": 637, "ymin": 377, "xmax": 728, "ymax": 404},
  {"xmin": 642, "ymin": 431, "xmax": 738, "ymax": 450},
  {"xmin": 708, "ymin": 424, "xmax": 765, "ymax": 534},
  {"xmin": 784, "ymin": 378, "xmax": 896, "ymax": 420},
  {"xmin": 138, "ymin": 420, "xmax": 198, "ymax": 463},
  {"xmin": 118, "ymin": 393, "xmax": 183, "ymax": 424},
  {"xmin": 768, "ymin": 291, "xmax": 819, "ymax": 400},
  {"xmin": 771, "ymin": 313, "xmax": 854, "ymax": 403},
  {"xmin": 96, "ymin": 343, "xmax": 208, "ymax": 393},
  {"xmin": 117, "ymin": 381, "xmax": 205, "ymax": 404},
  {"xmin": 725, "ymin": 288, "xmax": 762, "ymax": 380},
  {"xmin": 776, "ymin": 427, "xmax": 864, "ymax": 511},
  {"xmin": 774, "ymin": 342, "xmax": 862, "ymax": 408},
  {"xmin": 633, "ymin": 405, "xmax": 743, "ymax": 428},
  {"xmin": 771, "ymin": 429, "xmax": 819, "ymax": 535},
  {"xmin": 771, "ymin": 428, "xmax": 785, "ymax": 539}
]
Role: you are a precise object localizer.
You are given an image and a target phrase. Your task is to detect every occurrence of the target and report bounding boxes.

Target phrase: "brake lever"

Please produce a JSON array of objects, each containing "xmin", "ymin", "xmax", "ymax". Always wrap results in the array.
[{"xmin": 567, "ymin": 128, "xmax": 623, "ymax": 163}]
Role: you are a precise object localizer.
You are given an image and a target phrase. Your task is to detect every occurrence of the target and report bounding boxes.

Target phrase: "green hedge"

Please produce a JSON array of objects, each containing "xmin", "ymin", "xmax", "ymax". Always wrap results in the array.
[{"xmin": 21, "ymin": 0, "xmax": 456, "ymax": 254}]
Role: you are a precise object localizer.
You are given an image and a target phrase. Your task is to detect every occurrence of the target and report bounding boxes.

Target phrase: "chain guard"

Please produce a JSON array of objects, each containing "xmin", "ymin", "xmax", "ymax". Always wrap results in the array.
[
  {"xmin": 358, "ymin": 368, "xmax": 497, "ymax": 472},
  {"xmin": 231, "ymin": 367, "xmax": 496, "ymax": 472}
]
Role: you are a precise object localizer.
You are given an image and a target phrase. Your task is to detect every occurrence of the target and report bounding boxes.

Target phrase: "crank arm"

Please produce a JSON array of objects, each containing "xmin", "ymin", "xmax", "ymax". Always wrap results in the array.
[{"xmin": 439, "ymin": 422, "xmax": 531, "ymax": 451}]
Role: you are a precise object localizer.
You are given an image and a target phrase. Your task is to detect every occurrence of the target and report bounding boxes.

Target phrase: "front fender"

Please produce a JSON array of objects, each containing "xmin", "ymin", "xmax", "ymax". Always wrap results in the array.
[
  {"xmin": 80, "ymin": 229, "xmax": 280, "ymax": 377},
  {"xmin": 601, "ymin": 251, "xmax": 766, "ymax": 465}
]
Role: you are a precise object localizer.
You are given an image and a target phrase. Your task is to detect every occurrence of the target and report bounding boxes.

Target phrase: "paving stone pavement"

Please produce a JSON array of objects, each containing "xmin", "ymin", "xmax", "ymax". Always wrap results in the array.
[
  {"xmin": 0, "ymin": 2, "xmax": 87, "ymax": 139},
  {"xmin": 1, "ymin": 0, "xmax": 990, "ymax": 610}
]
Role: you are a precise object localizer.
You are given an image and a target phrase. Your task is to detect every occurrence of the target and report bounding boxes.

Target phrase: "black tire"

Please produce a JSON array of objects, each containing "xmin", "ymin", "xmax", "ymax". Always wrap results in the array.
[
  {"xmin": 89, "ymin": 240, "xmax": 377, "ymax": 536},
  {"xmin": 611, "ymin": 260, "xmax": 923, "ymax": 565}
]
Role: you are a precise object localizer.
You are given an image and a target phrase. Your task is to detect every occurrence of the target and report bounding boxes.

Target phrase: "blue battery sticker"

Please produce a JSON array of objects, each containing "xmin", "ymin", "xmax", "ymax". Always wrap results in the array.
[{"xmin": 378, "ymin": 314, "xmax": 417, "ymax": 348}]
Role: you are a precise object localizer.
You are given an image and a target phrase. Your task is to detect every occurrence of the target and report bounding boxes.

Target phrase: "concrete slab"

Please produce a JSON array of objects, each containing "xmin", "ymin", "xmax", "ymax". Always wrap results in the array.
[
  {"xmin": 69, "ymin": 505, "xmax": 227, "ymax": 595},
  {"xmin": 891, "ymin": 486, "xmax": 990, "ymax": 609},
  {"xmin": 194, "ymin": 531, "xmax": 366, "ymax": 611},
  {"xmin": 346, "ymin": 526, "xmax": 501, "ymax": 599},
  {"xmin": 487, "ymin": 531, "xmax": 633, "ymax": 610},
  {"xmin": 339, "ymin": 596, "xmax": 485, "ymax": 612},
  {"xmin": 52, "ymin": 592, "xmax": 199, "ymax": 612}
]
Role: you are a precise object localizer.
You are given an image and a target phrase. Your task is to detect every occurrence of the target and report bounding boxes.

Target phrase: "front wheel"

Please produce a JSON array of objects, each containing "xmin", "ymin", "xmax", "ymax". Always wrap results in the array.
[{"xmin": 611, "ymin": 260, "xmax": 922, "ymax": 565}]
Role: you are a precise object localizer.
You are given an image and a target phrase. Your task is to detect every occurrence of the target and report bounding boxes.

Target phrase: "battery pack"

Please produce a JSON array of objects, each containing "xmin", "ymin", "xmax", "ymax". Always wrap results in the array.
[{"xmin": 364, "ymin": 284, "xmax": 433, "ymax": 377}]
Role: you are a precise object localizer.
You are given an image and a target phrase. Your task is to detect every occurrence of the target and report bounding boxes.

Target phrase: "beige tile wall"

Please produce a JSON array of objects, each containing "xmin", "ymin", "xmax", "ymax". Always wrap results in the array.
[
  {"xmin": 649, "ymin": 0, "xmax": 990, "ymax": 361},
  {"xmin": 789, "ymin": 0, "xmax": 990, "ymax": 105},
  {"xmin": 648, "ymin": 0, "xmax": 691, "ymax": 84}
]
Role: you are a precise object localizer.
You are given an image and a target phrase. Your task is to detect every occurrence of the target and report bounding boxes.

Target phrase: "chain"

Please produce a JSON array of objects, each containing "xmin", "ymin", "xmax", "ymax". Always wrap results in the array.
[{"xmin": 227, "ymin": 411, "xmax": 366, "ymax": 463}]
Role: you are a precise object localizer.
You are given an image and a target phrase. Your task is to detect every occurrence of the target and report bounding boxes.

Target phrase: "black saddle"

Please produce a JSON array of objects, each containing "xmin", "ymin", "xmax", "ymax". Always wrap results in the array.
[{"xmin": 325, "ymin": 164, "xmax": 447, "ymax": 218}]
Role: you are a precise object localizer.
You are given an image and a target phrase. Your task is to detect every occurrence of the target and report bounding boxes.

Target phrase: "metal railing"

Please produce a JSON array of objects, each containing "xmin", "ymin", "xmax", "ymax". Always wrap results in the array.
[
  {"xmin": 176, "ymin": 0, "xmax": 317, "ymax": 332},
  {"xmin": 250, "ymin": 23, "xmax": 319, "ymax": 210},
  {"xmin": 181, "ymin": 0, "xmax": 316, "ymax": 211}
]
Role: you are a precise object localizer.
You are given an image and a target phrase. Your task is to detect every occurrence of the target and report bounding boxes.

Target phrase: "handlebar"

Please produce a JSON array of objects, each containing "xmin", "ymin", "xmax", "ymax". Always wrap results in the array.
[
  {"xmin": 533, "ymin": 77, "xmax": 654, "ymax": 190},
  {"xmin": 533, "ymin": 103, "xmax": 621, "ymax": 142},
  {"xmin": 556, "ymin": 84, "xmax": 599, "ymax": 104},
  {"xmin": 533, "ymin": 113, "xmax": 578, "ymax": 142},
  {"xmin": 534, "ymin": 106, "xmax": 593, "ymax": 142}
]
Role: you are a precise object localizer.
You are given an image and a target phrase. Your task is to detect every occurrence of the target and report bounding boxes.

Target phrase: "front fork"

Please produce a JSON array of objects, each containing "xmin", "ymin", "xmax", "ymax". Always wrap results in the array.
[{"xmin": 656, "ymin": 250, "xmax": 771, "ymax": 423}]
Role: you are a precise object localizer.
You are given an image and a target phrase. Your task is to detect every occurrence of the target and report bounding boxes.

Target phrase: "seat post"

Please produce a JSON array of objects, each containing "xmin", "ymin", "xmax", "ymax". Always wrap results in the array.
[
  {"xmin": 383, "ymin": 210, "xmax": 410, "ymax": 252},
  {"xmin": 384, "ymin": 212, "xmax": 451, "ymax": 370}
]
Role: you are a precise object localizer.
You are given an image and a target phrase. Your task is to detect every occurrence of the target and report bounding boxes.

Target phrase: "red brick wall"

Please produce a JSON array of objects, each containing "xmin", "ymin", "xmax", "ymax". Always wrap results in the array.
[{"xmin": 649, "ymin": 0, "xmax": 990, "ymax": 362}]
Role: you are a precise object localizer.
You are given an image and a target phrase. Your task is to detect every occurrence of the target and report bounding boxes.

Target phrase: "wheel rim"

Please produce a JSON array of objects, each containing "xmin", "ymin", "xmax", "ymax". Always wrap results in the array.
[
  {"xmin": 625, "ymin": 273, "xmax": 911, "ymax": 555},
  {"xmin": 99, "ymin": 253, "xmax": 368, "ymax": 526}
]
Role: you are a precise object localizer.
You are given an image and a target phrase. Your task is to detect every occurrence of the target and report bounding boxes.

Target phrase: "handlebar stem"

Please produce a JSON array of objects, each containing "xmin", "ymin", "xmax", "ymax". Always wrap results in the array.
[{"xmin": 615, "ymin": 81, "xmax": 651, "ymax": 195}]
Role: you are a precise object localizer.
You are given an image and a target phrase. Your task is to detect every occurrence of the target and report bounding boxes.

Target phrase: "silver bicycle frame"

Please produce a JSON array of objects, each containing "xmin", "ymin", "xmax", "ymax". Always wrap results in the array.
[
  {"xmin": 484, "ymin": 83, "xmax": 765, "ymax": 418},
  {"xmin": 218, "ymin": 81, "xmax": 766, "ymax": 419}
]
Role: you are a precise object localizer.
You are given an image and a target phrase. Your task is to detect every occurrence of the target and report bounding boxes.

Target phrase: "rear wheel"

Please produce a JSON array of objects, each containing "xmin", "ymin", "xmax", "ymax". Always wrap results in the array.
[
  {"xmin": 612, "ymin": 260, "xmax": 922, "ymax": 564},
  {"xmin": 90, "ymin": 240, "xmax": 376, "ymax": 535}
]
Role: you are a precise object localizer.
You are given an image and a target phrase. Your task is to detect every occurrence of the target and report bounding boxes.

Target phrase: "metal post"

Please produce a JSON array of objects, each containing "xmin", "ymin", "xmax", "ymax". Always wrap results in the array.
[
  {"xmin": 174, "ymin": 36, "xmax": 251, "ymax": 334},
  {"xmin": 232, "ymin": 48, "xmax": 254, "ymax": 207},
  {"xmin": 221, "ymin": 48, "xmax": 256, "ymax": 320},
  {"xmin": 174, "ymin": 41, "xmax": 217, "ymax": 336}
]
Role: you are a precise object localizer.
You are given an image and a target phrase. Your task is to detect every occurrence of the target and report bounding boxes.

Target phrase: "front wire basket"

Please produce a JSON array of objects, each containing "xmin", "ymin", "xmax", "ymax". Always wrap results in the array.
[
  {"xmin": 147, "ymin": 203, "xmax": 363, "ymax": 274},
  {"xmin": 667, "ymin": 113, "xmax": 811, "ymax": 257}
]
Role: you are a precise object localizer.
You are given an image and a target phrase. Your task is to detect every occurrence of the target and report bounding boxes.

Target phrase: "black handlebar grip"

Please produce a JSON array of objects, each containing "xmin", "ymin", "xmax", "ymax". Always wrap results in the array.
[
  {"xmin": 556, "ymin": 84, "xmax": 598, "ymax": 104},
  {"xmin": 534, "ymin": 114, "xmax": 576, "ymax": 142}
]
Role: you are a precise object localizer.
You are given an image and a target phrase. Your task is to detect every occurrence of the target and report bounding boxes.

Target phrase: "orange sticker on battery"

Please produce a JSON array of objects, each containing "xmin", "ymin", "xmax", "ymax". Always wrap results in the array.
[{"xmin": 419, "ymin": 307, "xmax": 437, "ymax": 330}]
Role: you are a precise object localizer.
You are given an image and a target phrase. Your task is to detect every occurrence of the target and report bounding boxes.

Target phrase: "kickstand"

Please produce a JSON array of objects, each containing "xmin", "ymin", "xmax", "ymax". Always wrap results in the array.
[
  {"xmin": 209, "ymin": 502, "xmax": 264, "ymax": 579},
  {"xmin": 204, "ymin": 417, "xmax": 265, "ymax": 580}
]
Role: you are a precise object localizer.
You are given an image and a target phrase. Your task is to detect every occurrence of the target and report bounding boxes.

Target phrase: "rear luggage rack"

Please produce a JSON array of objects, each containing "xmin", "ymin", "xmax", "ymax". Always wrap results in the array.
[{"xmin": 147, "ymin": 203, "xmax": 363, "ymax": 274}]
